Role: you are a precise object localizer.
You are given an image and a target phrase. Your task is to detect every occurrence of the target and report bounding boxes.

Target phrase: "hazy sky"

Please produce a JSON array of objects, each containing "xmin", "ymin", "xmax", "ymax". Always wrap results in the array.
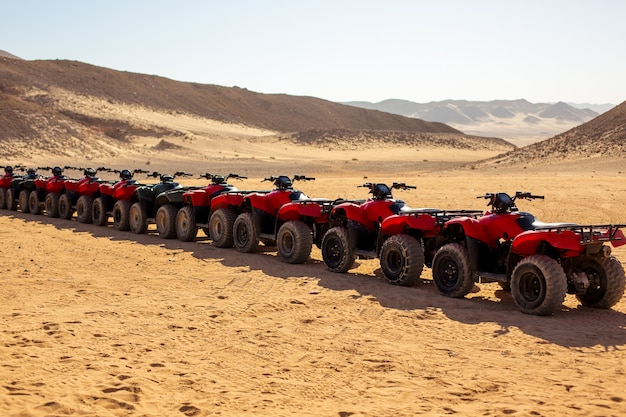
[{"xmin": 2, "ymin": 0, "xmax": 624, "ymax": 105}]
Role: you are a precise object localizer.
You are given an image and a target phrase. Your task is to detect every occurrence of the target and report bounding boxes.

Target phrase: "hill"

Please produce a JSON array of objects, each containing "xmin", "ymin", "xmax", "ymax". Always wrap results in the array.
[
  {"xmin": 0, "ymin": 57, "xmax": 517, "ymax": 168},
  {"xmin": 345, "ymin": 99, "xmax": 606, "ymax": 146},
  {"xmin": 478, "ymin": 100, "xmax": 626, "ymax": 169}
]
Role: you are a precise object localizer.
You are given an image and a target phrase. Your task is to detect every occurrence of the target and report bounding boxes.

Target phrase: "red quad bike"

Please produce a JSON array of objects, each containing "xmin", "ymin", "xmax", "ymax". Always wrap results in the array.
[
  {"xmin": 58, "ymin": 167, "xmax": 110, "ymax": 222},
  {"xmin": 128, "ymin": 171, "xmax": 192, "ymax": 234},
  {"xmin": 0, "ymin": 165, "xmax": 23, "ymax": 209},
  {"xmin": 433, "ymin": 191, "xmax": 626, "ymax": 316},
  {"xmin": 173, "ymin": 173, "xmax": 250, "ymax": 242},
  {"xmin": 378, "ymin": 208, "xmax": 483, "ymax": 286},
  {"xmin": 231, "ymin": 175, "xmax": 317, "ymax": 254},
  {"xmin": 92, "ymin": 169, "xmax": 149, "ymax": 229},
  {"xmin": 8, "ymin": 168, "xmax": 41, "ymax": 213},
  {"xmin": 321, "ymin": 182, "xmax": 415, "ymax": 273}
]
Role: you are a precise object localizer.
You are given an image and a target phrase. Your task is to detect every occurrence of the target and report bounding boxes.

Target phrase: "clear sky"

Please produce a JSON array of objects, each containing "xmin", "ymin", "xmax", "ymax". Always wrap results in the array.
[{"xmin": 2, "ymin": 0, "xmax": 624, "ymax": 105}]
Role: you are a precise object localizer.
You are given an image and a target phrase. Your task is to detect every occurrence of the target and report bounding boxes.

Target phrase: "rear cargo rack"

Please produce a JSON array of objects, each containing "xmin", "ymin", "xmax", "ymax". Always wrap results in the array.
[{"xmin": 533, "ymin": 224, "xmax": 626, "ymax": 244}]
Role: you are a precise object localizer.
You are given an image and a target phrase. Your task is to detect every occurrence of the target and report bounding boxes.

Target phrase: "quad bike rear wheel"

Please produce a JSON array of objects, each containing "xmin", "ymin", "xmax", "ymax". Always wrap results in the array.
[
  {"xmin": 432, "ymin": 243, "xmax": 474, "ymax": 298},
  {"xmin": 45, "ymin": 192, "xmax": 60, "ymax": 218},
  {"xmin": 575, "ymin": 256, "xmax": 625, "ymax": 309},
  {"xmin": 29, "ymin": 191, "xmax": 42, "ymax": 215},
  {"xmin": 6, "ymin": 188, "xmax": 17, "ymax": 211},
  {"xmin": 113, "ymin": 200, "xmax": 132, "ymax": 231},
  {"xmin": 92, "ymin": 197, "xmax": 108, "ymax": 226},
  {"xmin": 77, "ymin": 195, "xmax": 94, "ymax": 223},
  {"xmin": 0, "ymin": 188, "xmax": 6, "ymax": 209},
  {"xmin": 233, "ymin": 212, "xmax": 259, "ymax": 253},
  {"xmin": 321, "ymin": 226, "xmax": 355, "ymax": 273},
  {"xmin": 129, "ymin": 202, "xmax": 148, "ymax": 234},
  {"xmin": 511, "ymin": 255, "xmax": 567, "ymax": 316},
  {"xmin": 277, "ymin": 220, "xmax": 313, "ymax": 264},
  {"xmin": 58, "ymin": 194, "xmax": 73, "ymax": 219},
  {"xmin": 380, "ymin": 234, "xmax": 424, "ymax": 286},
  {"xmin": 154, "ymin": 204, "xmax": 178, "ymax": 239},
  {"xmin": 175, "ymin": 205, "xmax": 198, "ymax": 241},
  {"xmin": 209, "ymin": 208, "xmax": 236, "ymax": 248},
  {"xmin": 19, "ymin": 190, "xmax": 31, "ymax": 213}
]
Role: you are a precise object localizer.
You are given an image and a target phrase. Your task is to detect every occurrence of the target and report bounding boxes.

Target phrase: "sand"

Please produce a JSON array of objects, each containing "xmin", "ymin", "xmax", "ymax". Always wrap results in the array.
[{"xmin": 2, "ymin": 165, "xmax": 626, "ymax": 417}]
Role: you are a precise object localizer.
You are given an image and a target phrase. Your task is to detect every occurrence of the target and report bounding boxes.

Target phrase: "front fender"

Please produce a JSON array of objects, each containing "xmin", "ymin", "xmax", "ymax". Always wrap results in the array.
[
  {"xmin": 278, "ymin": 201, "xmax": 323, "ymax": 222},
  {"xmin": 381, "ymin": 213, "xmax": 438, "ymax": 238}
]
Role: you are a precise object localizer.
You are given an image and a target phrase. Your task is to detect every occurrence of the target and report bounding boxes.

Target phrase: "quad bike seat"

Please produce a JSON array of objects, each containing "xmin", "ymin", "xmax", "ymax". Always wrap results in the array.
[{"xmin": 516, "ymin": 212, "xmax": 578, "ymax": 231}]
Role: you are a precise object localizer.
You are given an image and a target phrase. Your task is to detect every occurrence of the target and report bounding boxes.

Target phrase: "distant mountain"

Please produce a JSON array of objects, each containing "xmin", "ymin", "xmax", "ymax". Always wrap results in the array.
[
  {"xmin": 0, "ymin": 50, "xmax": 21, "ymax": 60},
  {"xmin": 567, "ymin": 102, "xmax": 615, "ymax": 114},
  {"xmin": 480, "ymin": 100, "xmax": 626, "ymax": 166},
  {"xmin": 345, "ymin": 99, "xmax": 602, "ymax": 125},
  {"xmin": 344, "ymin": 99, "xmax": 614, "ymax": 146}
]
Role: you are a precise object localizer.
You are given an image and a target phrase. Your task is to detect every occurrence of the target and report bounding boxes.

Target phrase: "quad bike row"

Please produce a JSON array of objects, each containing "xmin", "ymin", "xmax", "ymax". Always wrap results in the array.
[{"xmin": 2, "ymin": 164, "xmax": 625, "ymax": 316}]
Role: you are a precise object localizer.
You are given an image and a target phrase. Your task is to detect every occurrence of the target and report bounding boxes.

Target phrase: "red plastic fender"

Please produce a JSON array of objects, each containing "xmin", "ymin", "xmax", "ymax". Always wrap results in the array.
[
  {"xmin": 113, "ymin": 181, "xmax": 138, "ymax": 200},
  {"xmin": 78, "ymin": 180, "xmax": 101, "ymax": 196},
  {"xmin": 45, "ymin": 177, "xmax": 66, "ymax": 193},
  {"xmin": 381, "ymin": 213, "xmax": 439, "ymax": 237},
  {"xmin": 183, "ymin": 189, "xmax": 210, "ymax": 206},
  {"xmin": 604, "ymin": 228, "xmax": 626, "ymax": 248},
  {"xmin": 0, "ymin": 174, "xmax": 13, "ymax": 188},
  {"xmin": 244, "ymin": 190, "xmax": 294, "ymax": 216},
  {"xmin": 278, "ymin": 201, "xmax": 323, "ymax": 222},
  {"xmin": 512, "ymin": 229, "xmax": 583, "ymax": 258},
  {"xmin": 99, "ymin": 183, "xmax": 115, "ymax": 197},
  {"xmin": 210, "ymin": 193, "xmax": 245, "ymax": 211}
]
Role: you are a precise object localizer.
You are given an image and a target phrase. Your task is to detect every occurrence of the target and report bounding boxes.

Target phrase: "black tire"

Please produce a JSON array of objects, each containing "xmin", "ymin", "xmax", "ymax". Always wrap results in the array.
[
  {"xmin": 321, "ymin": 226, "xmax": 355, "ymax": 273},
  {"xmin": 6, "ymin": 188, "xmax": 17, "ymax": 211},
  {"xmin": 380, "ymin": 234, "xmax": 424, "ymax": 286},
  {"xmin": 432, "ymin": 243, "xmax": 474, "ymax": 298},
  {"xmin": 92, "ymin": 197, "xmax": 108, "ymax": 226},
  {"xmin": 113, "ymin": 200, "xmax": 131, "ymax": 231},
  {"xmin": 19, "ymin": 190, "xmax": 30, "ymax": 213},
  {"xmin": 77, "ymin": 195, "xmax": 94, "ymax": 223},
  {"xmin": 277, "ymin": 220, "xmax": 313, "ymax": 264},
  {"xmin": 129, "ymin": 202, "xmax": 148, "ymax": 234},
  {"xmin": 209, "ymin": 208, "xmax": 236, "ymax": 248},
  {"xmin": 0, "ymin": 188, "xmax": 6, "ymax": 209},
  {"xmin": 175, "ymin": 205, "xmax": 198, "ymax": 242},
  {"xmin": 575, "ymin": 256, "xmax": 626, "ymax": 309},
  {"xmin": 156, "ymin": 204, "xmax": 179, "ymax": 239},
  {"xmin": 45, "ymin": 192, "xmax": 60, "ymax": 218},
  {"xmin": 58, "ymin": 194, "xmax": 73, "ymax": 220},
  {"xmin": 29, "ymin": 191, "xmax": 42, "ymax": 215},
  {"xmin": 233, "ymin": 212, "xmax": 258, "ymax": 253},
  {"xmin": 511, "ymin": 255, "xmax": 567, "ymax": 316}
]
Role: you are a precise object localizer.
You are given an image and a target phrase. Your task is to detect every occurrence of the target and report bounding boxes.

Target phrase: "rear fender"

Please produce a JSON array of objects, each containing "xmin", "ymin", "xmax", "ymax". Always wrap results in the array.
[
  {"xmin": 381, "ymin": 213, "xmax": 438, "ymax": 238},
  {"xmin": 278, "ymin": 201, "xmax": 323, "ymax": 222},
  {"xmin": 512, "ymin": 229, "xmax": 582, "ymax": 258},
  {"xmin": 210, "ymin": 193, "xmax": 244, "ymax": 211}
]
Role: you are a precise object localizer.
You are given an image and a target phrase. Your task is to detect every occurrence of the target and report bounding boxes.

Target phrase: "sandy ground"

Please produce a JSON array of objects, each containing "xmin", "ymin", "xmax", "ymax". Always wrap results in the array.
[{"xmin": 2, "ymin": 160, "xmax": 626, "ymax": 417}]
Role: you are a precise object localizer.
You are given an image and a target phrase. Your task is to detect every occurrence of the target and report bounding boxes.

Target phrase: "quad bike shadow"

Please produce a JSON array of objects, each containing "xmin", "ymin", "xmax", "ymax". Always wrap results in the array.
[{"xmin": 4, "ymin": 211, "xmax": 626, "ymax": 349}]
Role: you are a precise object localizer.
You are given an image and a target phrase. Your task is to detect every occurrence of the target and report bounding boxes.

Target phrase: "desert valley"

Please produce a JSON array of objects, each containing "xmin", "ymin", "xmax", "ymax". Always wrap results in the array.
[{"xmin": 1, "ymin": 53, "xmax": 626, "ymax": 417}]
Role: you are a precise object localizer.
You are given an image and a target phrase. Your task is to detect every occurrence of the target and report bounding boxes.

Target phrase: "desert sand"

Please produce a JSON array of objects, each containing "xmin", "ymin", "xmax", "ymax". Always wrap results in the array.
[{"xmin": 2, "ymin": 113, "xmax": 626, "ymax": 417}]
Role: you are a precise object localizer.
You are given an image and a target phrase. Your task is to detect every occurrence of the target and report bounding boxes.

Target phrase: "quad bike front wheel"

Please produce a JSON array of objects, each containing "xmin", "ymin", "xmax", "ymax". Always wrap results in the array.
[
  {"xmin": 58, "ymin": 194, "xmax": 73, "ymax": 220},
  {"xmin": 45, "ymin": 192, "xmax": 60, "ymax": 218},
  {"xmin": 28, "ymin": 191, "xmax": 42, "ymax": 215},
  {"xmin": 129, "ymin": 202, "xmax": 148, "ymax": 234},
  {"xmin": 432, "ymin": 243, "xmax": 474, "ymax": 298},
  {"xmin": 209, "ymin": 208, "xmax": 236, "ymax": 248},
  {"xmin": 511, "ymin": 255, "xmax": 567, "ymax": 316},
  {"xmin": 0, "ymin": 188, "xmax": 6, "ymax": 209},
  {"xmin": 156, "ymin": 204, "xmax": 179, "ymax": 239},
  {"xmin": 277, "ymin": 220, "xmax": 313, "ymax": 264},
  {"xmin": 19, "ymin": 190, "xmax": 30, "ymax": 213},
  {"xmin": 380, "ymin": 234, "xmax": 424, "ymax": 286},
  {"xmin": 233, "ymin": 212, "xmax": 259, "ymax": 253},
  {"xmin": 113, "ymin": 200, "xmax": 132, "ymax": 231},
  {"xmin": 6, "ymin": 188, "xmax": 17, "ymax": 211},
  {"xmin": 77, "ymin": 195, "xmax": 94, "ymax": 223},
  {"xmin": 575, "ymin": 256, "xmax": 625, "ymax": 309},
  {"xmin": 321, "ymin": 226, "xmax": 355, "ymax": 273},
  {"xmin": 92, "ymin": 197, "xmax": 108, "ymax": 226}
]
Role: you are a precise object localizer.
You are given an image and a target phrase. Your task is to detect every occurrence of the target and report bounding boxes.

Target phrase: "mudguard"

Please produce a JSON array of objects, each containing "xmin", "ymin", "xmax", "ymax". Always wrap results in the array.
[
  {"xmin": 381, "ymin": 213, "xmax": 438, "ymax": 237},
  {"xmin": 209, "ymin": 193, "xmax": 245, "ymax": 211},
  {"xmin": 277, "ymin": 201, "xmax": 324, "ymax": 222},
  {"xmin": 512, "ymin": 229, "xmax": 582, "ymax": 258}
]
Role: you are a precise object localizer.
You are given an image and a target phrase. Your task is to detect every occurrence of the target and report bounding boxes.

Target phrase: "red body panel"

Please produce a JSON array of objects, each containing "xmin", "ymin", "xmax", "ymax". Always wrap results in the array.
[
  {"xmin": 209, "ymin": 193, "xmax": 245, "ymax": 211},
  {"xmin": 0, "ymin": 174, "xmax": 14, "ymax": 188},
  {"xmin": 35, "ymin": 176, "xmax": 67, "ymax": 194},
  {"xmin": 277, "ymin": 201, "xmax": 325, "ymax": 222},
  {"xmin": 381, "ymin": 213, "xmax": 439, "ymax": 237},
  {"xmin": 100, "ymin": 180, "xmax": 138, "ymax": 200},
  {"xmin": 447, "ymin": 212, "xmax": 528, "ymax": 249},
  {"xmin": 334, "ymin": 199, "xmax": 398, "ymax": 231},
  {"xmin": 244, "ymin": 190, "xmax": 304, "ymax": 216},
  {"xmin": 512, "ymin": 229, "xmax": 583, "ymax": 258}
]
